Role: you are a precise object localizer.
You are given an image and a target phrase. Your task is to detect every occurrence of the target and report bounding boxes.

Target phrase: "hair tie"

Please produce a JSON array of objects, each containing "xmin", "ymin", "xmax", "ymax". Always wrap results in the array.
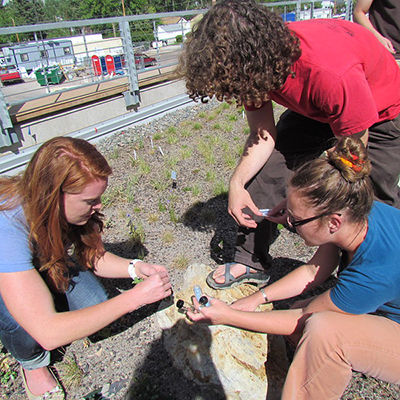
[
  {"xmin": 349, "ymin": 152, "xmax": 359, "ymax": 161},
  {"xmin": 339, "ymin": 157, "xmax": 362, "ymax": 172},
  {"xmin": 339, "ymin": 157, "xmax": 353, "ymax": 168}
]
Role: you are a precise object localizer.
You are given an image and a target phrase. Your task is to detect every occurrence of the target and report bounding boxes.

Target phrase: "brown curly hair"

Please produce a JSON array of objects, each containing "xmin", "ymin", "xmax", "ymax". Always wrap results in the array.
[
  {"xmin": 290, "ymin": 137, "xmax": 374, "ymax": 223},
  {"xmin": 176, "ymin": 0, "xmax": 301, "ymax": 107}
]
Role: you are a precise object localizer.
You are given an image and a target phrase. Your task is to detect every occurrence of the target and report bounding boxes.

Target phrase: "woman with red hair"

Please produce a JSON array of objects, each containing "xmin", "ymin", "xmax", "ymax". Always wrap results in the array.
[{"xmin": 0, "ymin": 137, "xmax": 171, "ymax": 399}]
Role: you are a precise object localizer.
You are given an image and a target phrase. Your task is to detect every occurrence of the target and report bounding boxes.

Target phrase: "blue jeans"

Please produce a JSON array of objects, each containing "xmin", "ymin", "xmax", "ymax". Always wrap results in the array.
[{"xmin": 0, "ymin": 270, "xmax": 108, "ymax": 370}]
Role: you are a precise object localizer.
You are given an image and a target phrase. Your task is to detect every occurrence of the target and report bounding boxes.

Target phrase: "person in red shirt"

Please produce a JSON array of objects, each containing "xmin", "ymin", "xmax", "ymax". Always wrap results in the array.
[{"xmin": 177, "ymin": 0, "xmax": 400, "ymax": 289}]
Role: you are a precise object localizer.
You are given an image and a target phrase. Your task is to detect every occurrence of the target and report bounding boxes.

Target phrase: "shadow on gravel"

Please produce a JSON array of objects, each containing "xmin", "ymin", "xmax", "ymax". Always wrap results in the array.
[
  {"xmin": 125, "ymin": 319, "xmax": 226, "ymax": 400},
  {"xmin": 181, "ymin": 194, "xmax": 238, "ymax": 264}
]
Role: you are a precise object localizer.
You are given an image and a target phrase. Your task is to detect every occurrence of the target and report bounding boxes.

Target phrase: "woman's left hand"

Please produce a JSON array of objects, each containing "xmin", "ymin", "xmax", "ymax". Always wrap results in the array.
[
  {"xmin": 186, "ymin": 296, "xmax": 233, "ymax": 325},
  {"xmin": 136, "ymin": 261, "xmax": 169, "ymax": 280}
]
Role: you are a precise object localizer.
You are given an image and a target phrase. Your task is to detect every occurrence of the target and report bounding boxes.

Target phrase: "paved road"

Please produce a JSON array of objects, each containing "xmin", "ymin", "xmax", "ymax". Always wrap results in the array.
[{"xmin": 1, "ymin": 46, "xmax": 182, "ymax": 105}]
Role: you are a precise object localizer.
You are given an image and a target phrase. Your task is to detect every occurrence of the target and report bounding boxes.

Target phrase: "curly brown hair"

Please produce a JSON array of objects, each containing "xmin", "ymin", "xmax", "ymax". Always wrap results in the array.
[{"xmin": 176, "ymin": 0, "xmax": 301, "ymax": 107}]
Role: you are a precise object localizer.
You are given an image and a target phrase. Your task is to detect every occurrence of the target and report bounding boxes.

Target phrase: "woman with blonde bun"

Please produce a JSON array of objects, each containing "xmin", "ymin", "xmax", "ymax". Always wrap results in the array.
[{"xmin": 189, "ymin": 137, "xmax": 400, "ymax": 399}]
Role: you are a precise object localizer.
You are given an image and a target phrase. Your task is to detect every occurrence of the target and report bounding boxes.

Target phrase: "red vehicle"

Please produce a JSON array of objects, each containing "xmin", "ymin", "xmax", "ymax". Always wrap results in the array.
[
  {"xmin": 134, "ymin": 53, "xmax": 157, "ymax": 69},
  {"xmin": 0, "ymin": 67, "xmax": 23, "ymax": 85}
]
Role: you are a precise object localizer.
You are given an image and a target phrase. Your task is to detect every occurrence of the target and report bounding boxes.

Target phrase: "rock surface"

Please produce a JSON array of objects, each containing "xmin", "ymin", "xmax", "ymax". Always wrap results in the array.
[{"xmin": 157, "ymin": 263, "xmax": 275, "ymax": 400}]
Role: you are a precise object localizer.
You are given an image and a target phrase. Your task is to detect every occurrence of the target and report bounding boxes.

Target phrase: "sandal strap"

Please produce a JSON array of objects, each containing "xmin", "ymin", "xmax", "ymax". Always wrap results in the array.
[{"xmin": 224, "ymin": 262, "xmax": 236, "ymax": 283}]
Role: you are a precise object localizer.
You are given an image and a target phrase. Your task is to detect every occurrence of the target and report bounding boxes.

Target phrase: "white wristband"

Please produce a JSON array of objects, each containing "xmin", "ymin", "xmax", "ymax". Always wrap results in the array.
[
  {"xmin": 259, "ymin": 287, "xmax": 269, "ymax": 303},
  {"xmin": 128, "ymin": 259, "xmax": 141, "ymax": 279}
]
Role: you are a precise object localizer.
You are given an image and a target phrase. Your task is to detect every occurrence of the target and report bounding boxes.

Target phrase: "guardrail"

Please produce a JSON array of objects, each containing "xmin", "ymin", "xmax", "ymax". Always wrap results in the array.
[{"xmin": 0, "ymin": 1, "xmax": 352, "ymax": 173}]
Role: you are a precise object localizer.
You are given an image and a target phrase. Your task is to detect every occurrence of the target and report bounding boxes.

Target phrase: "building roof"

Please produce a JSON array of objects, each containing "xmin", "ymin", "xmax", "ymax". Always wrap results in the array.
[{"xmin": 160, "ymin": 16, "xmax": 186, "ymax": 25}]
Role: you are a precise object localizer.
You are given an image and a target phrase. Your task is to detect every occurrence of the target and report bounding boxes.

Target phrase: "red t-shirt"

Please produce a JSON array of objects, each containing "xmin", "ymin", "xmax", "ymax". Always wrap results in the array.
[{"xmin": 246, "ymin": 19, "xmax": 400, "ymax": 136}]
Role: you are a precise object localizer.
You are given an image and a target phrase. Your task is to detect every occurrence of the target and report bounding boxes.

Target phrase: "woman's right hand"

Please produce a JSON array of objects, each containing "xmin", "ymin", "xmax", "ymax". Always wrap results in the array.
[
  {"xmin": 228, "ymin": 184, "xmax": 261, "ymax": 228},
  {"xmin": 129, "ymin": 271, "xmax": 172, "ymax": 311},
  {"xmin": 264, "ymin": 199, "xmax": 287, "ymax": 225}
]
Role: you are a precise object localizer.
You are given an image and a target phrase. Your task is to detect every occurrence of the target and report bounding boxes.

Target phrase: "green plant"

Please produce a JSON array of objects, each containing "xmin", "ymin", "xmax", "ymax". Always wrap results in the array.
[
  {"xmin": 151, "ymin": 178, "xmax": 169, "ymax": 191},
  {"xmin": 213, "ymin": 122, "xmax": 221, "ymax": 130},
  {"xmin": 224, "ymin": 152, "xmax": 237, "ymax": 169},
  {"xmin": 193, "ymin": 122, "xmax": 203, "ymax": 130},
  {"xmin": 135, "ymin": 138, "xmax": 145, "ymax": 149},
  {"xmin": 1, "ymin": 369, "xmax": 17, "ymax": 385},
  {"xmin": 101, "ymin": 185, "xmax": 125, "ymax": 207},
  {"xmin": 153, "ymin": 133, "xmax": 162, "ymax": 140},
  {"xmin": 228, "ymin": 113, "xmax": 238, "ymax": 121},
  {"xmin": 158, "ymin": 200, "xmax": 167, "ymax": 212},
  {"xmin": 191, "ymin": 184, "xmax": 201, "ymax": 197},
  {"xmin": 104, "ymin": 218, "xmax": 114, "ymax": 229},
  {"xmin": 206, "ymin": 170, "xmax": 216, "ymax": 182},
  {"xmin": 166, "ymin": 126, "xmax": 178, "ymax": 144},
  {"xmin": 165, "ymin": 155, "xmax": 179, "ymax": 169},
  {"xmin": 161, "ymin": 230, "xmax": 174, "ymax": 244},
  {"xmin": 213, "ymin": 179, "xmax": 228, "ymax": 196},
  {"xmin": 223, "ymin": 122, "xmax": 233, "ymax": 133},
  {"xmin": 126, "ymin": 190, "xmax": 135, "ymax": 203},
  {"xmin": 167, "ymin": 125, "xmax": 177, "ymax": 134},
  {"xmin": 148, "ymin": 213, "xmax": 159, "ymax": 223},
  {"xmin": 127, "ymin": 215, "xmax": 146, "ymax": 246},
  {"xmin": 168, "ymin": 203, "xmax": 180, "ymax": 223},
  {"xmin": 137, "ymin": 158, "xmax": 151, "ymax": 175},
  {"xmin": 0, "ymin": 356, "xmax": 16, "ymax": 386},
  {"xmin": 173, "ymin": 253, "xmax": 190, "ymax": 269},
  {"xmin": 221, "ymin": 102, "xmax": 230, "ymax": 110},
  {"xmin": 198, "ymin": 140, "xmax": 215, "ymax": 165},
  {"xmin": 207, "ymin": 113, "xmax": 216, "ymax": 121},
  {"xmin": 108, "ymin": 147, "xmax": 120, "ymax": 159},
  {"xmin": 198, "ymin": 111, "xmax": 207, "ymax": 118},
  {"xmin": 127, "ymin": 173, "xmax": 141, "ymax": 186},
  {"xmin": 180, "ymin": 128, "xmax": 192, "ymax": 137},
  {"xmin": 180, "ymin": 145, "xmax": 192, "ymax": 159},
  {"xmin": 58, "ymin": 355, "xmax": 84, "ymax": 390},
  {"xmin": 236, "ymin": 143, "xmax": 245, "ymax": 158},
  {"xmin": 129, "ymin": 155, "xmax": 136, "ymax": 168},
  {"xmin": 206, "ymin": 133, "xmax": 220, "ymax": 146}
]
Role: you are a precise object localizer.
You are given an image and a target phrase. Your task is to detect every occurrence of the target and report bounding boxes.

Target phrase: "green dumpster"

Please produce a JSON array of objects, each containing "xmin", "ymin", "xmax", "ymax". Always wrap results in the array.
[
  {"xmin": 35, "ymin": 66, "xmax": 64, "ymax": 86},
  {"xmin": 35, "ymin": 68, "xmax": 47, "ymax": 86}
]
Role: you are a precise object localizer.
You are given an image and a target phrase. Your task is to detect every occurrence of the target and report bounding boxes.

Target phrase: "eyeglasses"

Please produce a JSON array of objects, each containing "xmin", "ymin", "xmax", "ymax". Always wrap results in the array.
[{"xmin": 286, "ymin": 211, "xmax": 341, "ymax": 232}]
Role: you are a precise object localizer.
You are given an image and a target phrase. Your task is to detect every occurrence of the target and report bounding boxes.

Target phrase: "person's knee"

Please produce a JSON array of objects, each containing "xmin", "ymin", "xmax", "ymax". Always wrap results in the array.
[{"xmin": 302, "ymin": 311, "xmax": 340, "ymax": 346}]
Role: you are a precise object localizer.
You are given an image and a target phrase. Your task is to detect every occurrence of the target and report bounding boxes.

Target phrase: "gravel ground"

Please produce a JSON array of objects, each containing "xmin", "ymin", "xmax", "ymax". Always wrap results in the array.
[{"xmin": 1, "ymin": 100, "xmax": 399, "ymax": 400}]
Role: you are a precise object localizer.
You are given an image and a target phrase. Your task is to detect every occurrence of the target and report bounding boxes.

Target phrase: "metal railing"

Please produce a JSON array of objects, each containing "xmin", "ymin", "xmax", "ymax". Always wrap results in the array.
[{"xmin": 0, "ymin": 1, "xmax": 352, "ymax": 170}]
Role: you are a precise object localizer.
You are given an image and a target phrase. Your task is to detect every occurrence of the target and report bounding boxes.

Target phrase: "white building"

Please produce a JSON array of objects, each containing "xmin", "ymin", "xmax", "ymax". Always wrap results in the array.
[{"xmin": 156, "ymin": 17, "xmax": 191, "ymax": 45}]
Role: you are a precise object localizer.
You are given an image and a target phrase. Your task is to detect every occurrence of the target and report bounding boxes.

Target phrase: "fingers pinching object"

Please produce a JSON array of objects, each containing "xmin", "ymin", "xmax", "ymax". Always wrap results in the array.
[
  {"xmin": 193, "ymin": 285, "xmax": 210, "ymax": 306},
  {"xmin": 199, "ymin": 295, "xmax": 210, "ymax": 306}
]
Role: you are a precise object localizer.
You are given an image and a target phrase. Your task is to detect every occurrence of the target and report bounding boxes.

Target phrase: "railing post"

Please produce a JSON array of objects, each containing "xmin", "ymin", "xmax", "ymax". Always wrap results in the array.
[
  {"xmin": 345, "ymin": 0, "xmax": 353, "ymax": 21},
  {"xmin": 0, "ymin": 88, "xmax": 16, "ymax": 147},
  {"xmin": 119, "ymin": 20, "xmax": 140, "ymax": 109},
  {"xmin": 296, "ymin": 1, "xmax": 301, "ymax": 21}
]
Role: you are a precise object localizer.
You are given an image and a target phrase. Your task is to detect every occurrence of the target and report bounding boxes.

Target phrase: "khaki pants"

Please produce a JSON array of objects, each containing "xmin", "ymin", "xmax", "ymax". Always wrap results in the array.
[{"xmin": 282, "ymin": 312, "xmax": 400, "ymax": 400}]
